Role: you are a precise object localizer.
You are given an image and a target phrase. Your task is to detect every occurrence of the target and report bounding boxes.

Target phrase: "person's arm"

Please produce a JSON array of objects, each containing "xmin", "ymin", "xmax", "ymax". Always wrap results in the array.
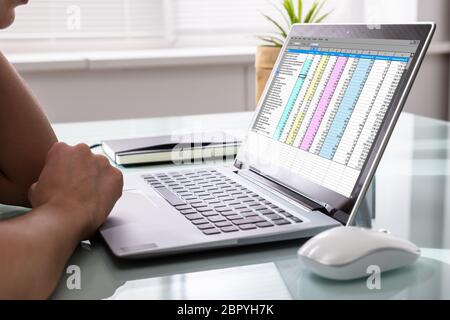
[
  {"xmin": 0, "ymin": 52, "xmax": 57, "ymax": 207},
  {"xmin": 0, "ymin": 204, "xmax": 85, "ymax": 299},
  {"xmin": 0, "ymin": 142, "xmax": 123, "ymax": 299}
]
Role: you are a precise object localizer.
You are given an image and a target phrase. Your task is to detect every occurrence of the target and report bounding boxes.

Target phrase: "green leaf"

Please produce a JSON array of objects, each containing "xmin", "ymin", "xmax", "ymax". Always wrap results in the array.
[
  {"xmin": 310, "ymin": 0, "xmax": 327, "ymax": 22},
  {"xmin": 258, "ymin": 0, "xmax": 332, "ymax": 44},
  {"xmin": 261, "ymin": 13, "xmax": 288, "ymax": 38},
  {"xmin": 283, "ymin": 0, "xmax": 297, "ymax": 24},
  {"xmin": 314, "ymin": 10, "xmax": 332, "ymax": 23},
  {"xmin": 270, "ymin": 1, "xmax": 291, "ymax": 29},
  {"xmin": 297, "ymin": 0, "xmax": 303, "ymax": 23},
  {"xmin": 304, "ymin": 1, "xmax": 318, "ymax": 23}
]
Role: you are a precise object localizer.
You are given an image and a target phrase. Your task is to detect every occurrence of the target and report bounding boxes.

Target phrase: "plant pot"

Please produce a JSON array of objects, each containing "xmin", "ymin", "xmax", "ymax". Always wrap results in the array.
[{"xmin": 255, "ymin": 46, "xmax": 281, "ymax": 106}]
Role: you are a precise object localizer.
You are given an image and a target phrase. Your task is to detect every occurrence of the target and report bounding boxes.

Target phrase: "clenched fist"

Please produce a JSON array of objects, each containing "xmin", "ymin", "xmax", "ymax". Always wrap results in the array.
[{"xmin": 29, "ymin": 142, "xmax": 123, "ymax": 239}]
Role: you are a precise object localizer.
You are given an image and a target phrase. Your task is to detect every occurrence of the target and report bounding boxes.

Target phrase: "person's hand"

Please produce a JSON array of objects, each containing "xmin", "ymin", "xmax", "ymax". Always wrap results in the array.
[{"xmin": 28, "ymin": 142, "xmax": 123, "ymax": 238}]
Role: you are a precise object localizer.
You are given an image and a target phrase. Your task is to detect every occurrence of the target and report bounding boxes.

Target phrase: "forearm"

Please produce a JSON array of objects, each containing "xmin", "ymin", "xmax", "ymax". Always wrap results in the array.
[
  {"xmin": 0, "ymin": 52, "xmax": 57, "ymax": 207},
  {"xmin": 0, "ymin": 204, "xmax": 83, "ymax": 299}
]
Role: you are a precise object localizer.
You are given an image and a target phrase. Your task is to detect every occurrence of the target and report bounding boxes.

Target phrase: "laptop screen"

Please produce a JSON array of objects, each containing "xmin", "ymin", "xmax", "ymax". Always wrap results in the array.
[{"xmin": 248, "ymin": 36, "xmax": 420, "ymax": 198}]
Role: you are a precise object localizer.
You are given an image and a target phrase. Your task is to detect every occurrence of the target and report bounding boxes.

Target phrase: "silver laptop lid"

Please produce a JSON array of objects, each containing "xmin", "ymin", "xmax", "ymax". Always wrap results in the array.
[{"xmin": 235, "ymin": 23, "xmax": 435, "ymax": 225}]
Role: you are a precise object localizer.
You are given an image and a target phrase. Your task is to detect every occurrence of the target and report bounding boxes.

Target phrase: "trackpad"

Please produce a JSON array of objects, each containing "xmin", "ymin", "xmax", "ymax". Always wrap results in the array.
[
  {"xmin": 100, "ymin": 189, "xmax": 192, "ymax": 251},
  {"xmin": 102, "ymin": 189, "xmax": 160, "ymax": 229}
]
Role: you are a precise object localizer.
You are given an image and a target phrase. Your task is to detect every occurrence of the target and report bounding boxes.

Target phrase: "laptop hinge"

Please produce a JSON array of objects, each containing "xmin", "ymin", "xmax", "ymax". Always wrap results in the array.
[{"xmin": 236, "ymin": 167, "xmax": 333, "ymax": 216}]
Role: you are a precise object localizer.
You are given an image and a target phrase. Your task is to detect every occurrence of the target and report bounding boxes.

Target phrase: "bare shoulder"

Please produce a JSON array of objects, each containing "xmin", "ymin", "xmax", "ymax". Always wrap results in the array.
[
  {"xmin": 0, "ymin": 50, "xmax": 15, "ymax": 78},
  {"xmin": 0, "ymin": 50, "xmax": 9, "ymax": 66}
]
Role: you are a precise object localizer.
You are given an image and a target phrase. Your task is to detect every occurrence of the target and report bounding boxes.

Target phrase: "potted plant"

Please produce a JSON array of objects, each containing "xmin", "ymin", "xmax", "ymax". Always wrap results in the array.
[{"xmin": 255, "ymin": 0, "xmax": 332, "ymax": 104}]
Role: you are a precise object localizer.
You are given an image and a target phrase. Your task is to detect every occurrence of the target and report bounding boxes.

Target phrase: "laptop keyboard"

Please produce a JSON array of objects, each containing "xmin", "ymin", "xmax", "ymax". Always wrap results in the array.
[{"xmin": 142, "ymin": 169, "xmax": 302, "ymax": 235}]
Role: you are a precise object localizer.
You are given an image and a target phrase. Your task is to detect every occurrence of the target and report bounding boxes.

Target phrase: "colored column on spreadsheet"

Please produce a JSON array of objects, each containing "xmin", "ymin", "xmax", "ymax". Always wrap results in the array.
[
  {"xmin": 273, "ymin": 59, "xmax": 313, "ymax": 140},
  {"xmin": 319, "ymin": 58, "xmax": 374, "ymax": 160},
  {"xmin": 285, "ymin": 56, "xmax": 329, "ymax": 145},
  {"xmin": 299, "ymin": 56, "xmax": 348, "ymax": 151}
]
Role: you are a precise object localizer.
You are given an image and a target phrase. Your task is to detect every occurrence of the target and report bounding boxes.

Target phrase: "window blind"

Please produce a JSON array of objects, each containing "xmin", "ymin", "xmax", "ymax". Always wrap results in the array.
[
  {"xmin": 173, "ymin": 0, "xmax": 277, "ymax": 34},
  {"xmin": 0, "ymin": 0, "xmax": 418, "ymax": 42},
  {"xmin": 0, "ymin": 0, "xmax": 279, "ymax": 41},
  {"xmin": 1, "ymin": 0, "xmax": 166, "ymax": 39}
]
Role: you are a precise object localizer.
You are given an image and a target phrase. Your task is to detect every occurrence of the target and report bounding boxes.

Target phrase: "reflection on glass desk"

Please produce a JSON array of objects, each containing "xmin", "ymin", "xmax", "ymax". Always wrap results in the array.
[{"xmin": 1, "ymin": 112, "xmax": 449, "ymax": 299}]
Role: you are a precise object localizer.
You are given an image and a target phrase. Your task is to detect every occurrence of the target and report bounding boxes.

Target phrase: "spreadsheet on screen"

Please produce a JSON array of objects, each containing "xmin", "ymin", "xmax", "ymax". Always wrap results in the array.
[{"xmin": 252, "ymin": 37, "xmax": 419, "ymax": 197}]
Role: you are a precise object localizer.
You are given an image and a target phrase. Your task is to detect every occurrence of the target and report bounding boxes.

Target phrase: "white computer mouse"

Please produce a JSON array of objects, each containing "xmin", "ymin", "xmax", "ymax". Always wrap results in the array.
[{"xmin": 297, "ymin": 226, "xmax": 421, "ymax": 280}]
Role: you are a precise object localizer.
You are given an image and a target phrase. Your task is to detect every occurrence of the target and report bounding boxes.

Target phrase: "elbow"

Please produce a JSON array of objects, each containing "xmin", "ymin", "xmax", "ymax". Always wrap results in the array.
[{"xmin": 0, "ymin": 174, "xmax": 32, "ymax": 207}]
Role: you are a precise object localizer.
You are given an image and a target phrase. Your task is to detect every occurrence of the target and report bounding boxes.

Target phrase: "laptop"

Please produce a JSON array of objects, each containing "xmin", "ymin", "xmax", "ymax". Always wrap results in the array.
[{"xmin": 100, "ymin": 23, "xmax": 435, "ymax": 258}]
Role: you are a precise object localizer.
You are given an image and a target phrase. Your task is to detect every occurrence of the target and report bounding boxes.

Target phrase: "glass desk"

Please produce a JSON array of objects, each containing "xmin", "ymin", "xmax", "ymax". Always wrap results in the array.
[{"xmin": 1, "ymin": 112, "xmax": 449, "ymax": 299}]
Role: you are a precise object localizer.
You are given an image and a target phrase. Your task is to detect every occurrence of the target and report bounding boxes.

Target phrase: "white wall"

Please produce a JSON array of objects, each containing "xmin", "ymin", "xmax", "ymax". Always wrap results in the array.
[{"xmin": 19, "ymin": 63, "xmax": 255, "ymax": 122}]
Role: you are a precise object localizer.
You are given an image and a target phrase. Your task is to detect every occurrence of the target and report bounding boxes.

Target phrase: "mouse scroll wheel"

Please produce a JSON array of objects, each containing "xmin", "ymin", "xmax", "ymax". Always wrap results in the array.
[{"xmin": 377, "ymin": 228, "xmax": 391, "ymax": 234}]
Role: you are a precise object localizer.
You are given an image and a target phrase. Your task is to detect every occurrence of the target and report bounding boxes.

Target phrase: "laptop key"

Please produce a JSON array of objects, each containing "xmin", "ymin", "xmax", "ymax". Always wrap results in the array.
[
  {"xmin": 242, "ymin": 212, "xmax": 258, "ymax": 218},
  {"xmin": 226, "ymin": 214, "xmax": 243, "ymax": 221},
  {"xmin": 184, "ymin": 213, "xmax": 203, "ymax": 221},
  {"xmin": 238, "ymin": 224, "xmax": 257, "ymax": 230},
  {"xmin": 196, "ymin": 206, "xmax": 214, "ymax": 212},
  {"xmin": 221, "ymin": 226, "xmax": 239, "ymax": 233},
  {"xmin": 179, "ymin": 209, "xmax": 197, "ymax": 215},
  {"xmin": 215, "ymin": 221, "xmax": 233, "ymax": 228},
  {"xmin": 191, "ymin": 202, "xmax": 207, "ymax": 208},
  {"xmin": 150, "ymin": 183, "xmax": 164, "ymax": 188},
  {"xmin": 197, "ymin": 223, "xmax": 215, "ymax": 230},
  {"xmin": 259, "ymin": 209, "xmax": 274, "ymax": 215},
  {"xmin": 192, "ymin": 219, "xmax": 209, "ymax": 225},
  {"xmin": 256, "ymin": 221, "xmax": 274, "ymax": 228},
  {"xmin": 203, "ymin": 228, "xmax": 221, "ymax": 235},
  {"xmin": 197, "ymin": 193, "xmax": 211, "ymax": 197},
  {"xmin": 200, "ymin": 210, "xmax": 219, "ymax": 217},
  {"xmin": 266, "ymin": 213, "xmax": 282, "ymax": 220},
  {"xmin": 208, "ymin": 216, "xmax": 227, "ymax": 223},
  {"xmin": 221, "ymin": 211, "xmax": 237, "ymax": 216},
  {"xmin": 246, "ymin": 216, "xmax": 266, "ymax": 223},
  {"xmin": 231, "ymin": 218, "xmax": 245, "ymax": 225},
  {"xmin": 253, "ymin": 205, "xmax": 267, "ymax": 211},
  {"xmin": 281, "ymin": 212, "xmax": 293, "ymax": 218},
  {"xmin": 291, "ymin": 217, "xmax": 303, "ymax": 223},
  {"xmin": 174, "ymin": 204, "xmax": 191, "ymax": 210},
  {"xmin": 216, "ymin": 207, "xmax": 232, "ymax": 213},
  {"xmin": 154, "ymin": 187, "xmax": 185, "ymax": 206},
  {"xmin": 232, "ymin": 218, "xmax": 259, "ymax": 225},
  {"xmin": 273, "ymin": 218, "xmax": 291, "ymax": 225}
]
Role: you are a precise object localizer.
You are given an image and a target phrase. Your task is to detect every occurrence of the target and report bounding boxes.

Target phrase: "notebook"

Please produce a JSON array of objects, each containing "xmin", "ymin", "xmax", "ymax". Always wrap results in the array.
[{"xmin": 102, "ymin": 132, "xmax": 241, "ymax": 165}]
